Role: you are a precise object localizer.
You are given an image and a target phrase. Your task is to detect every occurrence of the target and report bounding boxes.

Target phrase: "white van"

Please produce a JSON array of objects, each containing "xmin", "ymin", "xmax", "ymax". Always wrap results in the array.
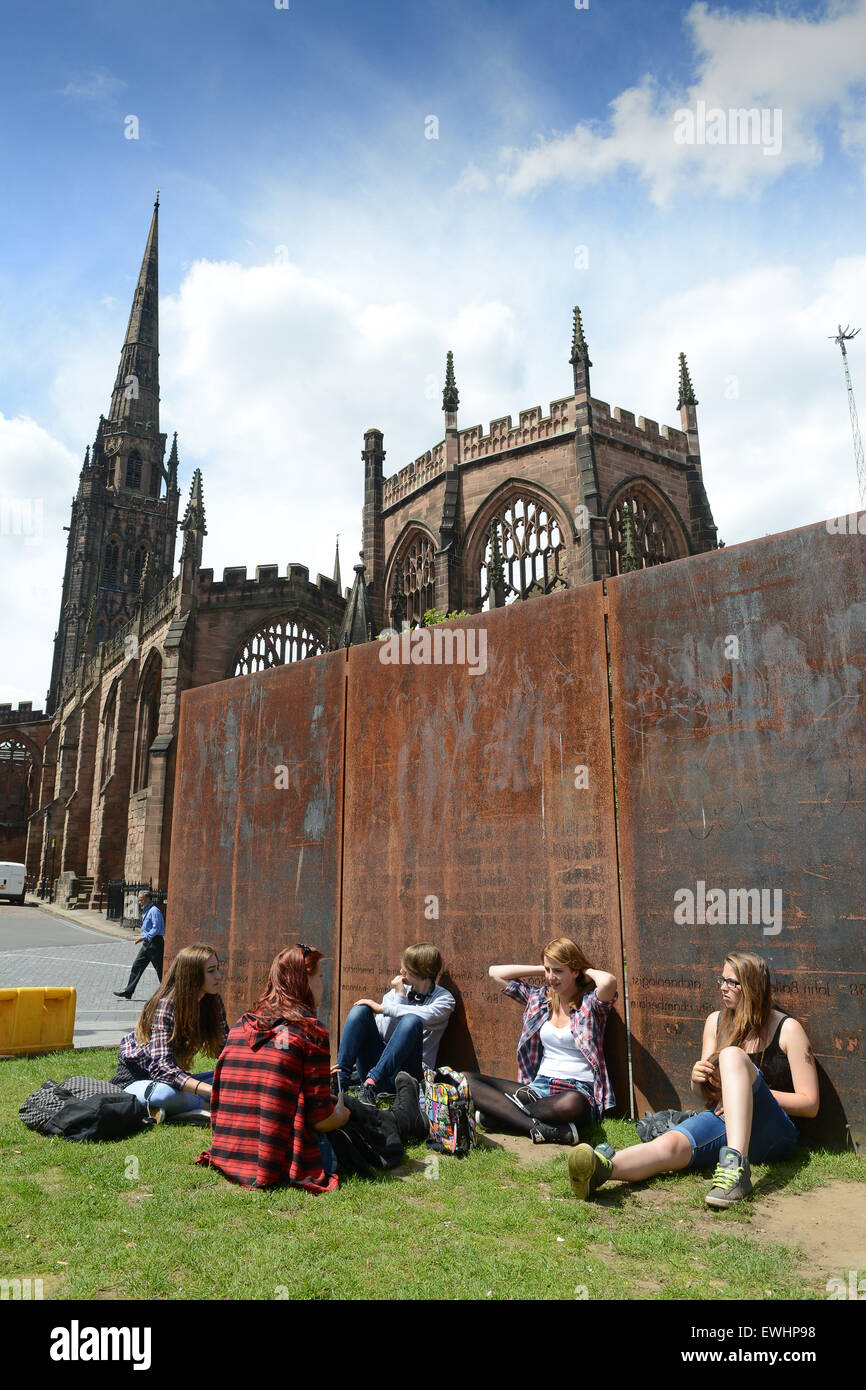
[{"xmin": 0, "ymin": 862, "xmax": 27, "ymax": 905}]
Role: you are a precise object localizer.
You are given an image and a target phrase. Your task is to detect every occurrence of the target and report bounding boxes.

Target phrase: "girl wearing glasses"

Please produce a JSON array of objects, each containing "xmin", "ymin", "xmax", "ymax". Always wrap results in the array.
[{"xmin": 568, "ymin": 951, "xmax": 820, "ymax": 1208}]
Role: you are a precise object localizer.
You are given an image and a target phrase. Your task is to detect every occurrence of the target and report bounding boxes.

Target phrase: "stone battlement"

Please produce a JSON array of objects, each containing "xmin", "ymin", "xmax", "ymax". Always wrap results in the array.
[
  {"xmin": 0, "ymin": 701, "xmax": 47, "ymax": 725},
  {"xmin": 197, "ymin": 564, "xmax": 343, "ymax": 604},
  {"xmin": 381, "ymin": 395, "xmax": 576, "ymax": 508},
  {"xmin": 591, "ymin": 398, "xmax": 689, "ymax": 458}
]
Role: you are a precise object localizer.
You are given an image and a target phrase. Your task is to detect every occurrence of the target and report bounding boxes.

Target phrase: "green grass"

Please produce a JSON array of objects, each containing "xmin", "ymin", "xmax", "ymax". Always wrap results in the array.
[{"xmin": 1, "ymin": 1048, "xmax": 862, "ymax": 1301}]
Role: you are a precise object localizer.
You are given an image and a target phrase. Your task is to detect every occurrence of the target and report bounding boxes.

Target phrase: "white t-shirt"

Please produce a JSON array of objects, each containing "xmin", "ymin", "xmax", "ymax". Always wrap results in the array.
[{"xmin": 536, "ymin": 1019, "xmax": 594, "ymax": 1084}]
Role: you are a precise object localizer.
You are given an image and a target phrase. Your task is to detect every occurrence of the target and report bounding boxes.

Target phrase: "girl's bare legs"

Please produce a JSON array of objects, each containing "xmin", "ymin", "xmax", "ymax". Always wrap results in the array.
[
  {"xmin": 716, "ymin": 1046, "xmax": 756, "ymax": 1154},
  {"xmin": 608, "ymin": 1129, "xmax": 693, "ymax": 1182}
]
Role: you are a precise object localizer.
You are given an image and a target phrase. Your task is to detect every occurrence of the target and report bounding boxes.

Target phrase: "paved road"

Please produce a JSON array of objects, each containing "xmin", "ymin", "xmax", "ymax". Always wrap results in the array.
[{"xmin": 0, "ymin": 903, "xmax": 161, "ymax": 1049}]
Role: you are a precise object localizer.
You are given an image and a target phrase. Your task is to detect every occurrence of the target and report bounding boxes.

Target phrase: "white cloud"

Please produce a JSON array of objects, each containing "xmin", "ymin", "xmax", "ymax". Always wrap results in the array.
[
  {"xmin": 0, "ymin": 414, "xmax": 78, "ymax": 706},
  {"xmin": 483, "ymin": 0, "xmax": 866, "ymax": 203},
  {"xmin": 60, "ymin": 70, "xmax": 126, "ymax": 103}
]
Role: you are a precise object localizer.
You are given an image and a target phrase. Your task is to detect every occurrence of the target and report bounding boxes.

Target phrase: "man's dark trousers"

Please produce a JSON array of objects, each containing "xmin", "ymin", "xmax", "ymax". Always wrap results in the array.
[{"xmin": 122, "ymin": 936, "xmax": 165, "ymax": 996}]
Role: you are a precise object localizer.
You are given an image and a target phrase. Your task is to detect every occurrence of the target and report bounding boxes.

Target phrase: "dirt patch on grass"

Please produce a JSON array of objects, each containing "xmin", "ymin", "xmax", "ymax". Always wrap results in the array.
[
  {"xmin": 477, "ymin": 1132, "xmax": 572, "ymax": 1165},
  {"xmin": 748, "ymin": 1180, "xmax": 866, "ymax": 1286},
  {"xmin": 29, "ymin": 1166, "xmax": 67, "ymax": 1194}
]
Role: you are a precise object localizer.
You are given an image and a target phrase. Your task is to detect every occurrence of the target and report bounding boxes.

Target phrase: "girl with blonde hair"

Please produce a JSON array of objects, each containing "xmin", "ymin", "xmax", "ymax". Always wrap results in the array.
[
  {"xmin": 568, "ymin": 951, "xmax": 820, "ymax": 1207},
  {"xmin": 465, "ymin": 937, "xmax": 617, "ymax": 1145},
  {"xmin": 112, "ymin": 944, "xmax": 228, "ymax": 1121}
]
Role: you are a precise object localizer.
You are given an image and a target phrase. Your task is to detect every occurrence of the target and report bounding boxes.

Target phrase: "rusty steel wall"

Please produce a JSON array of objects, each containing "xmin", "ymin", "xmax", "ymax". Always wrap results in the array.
[
  {"xmin": 340, "ymin": 589, "xmax": 628, "ymax": 1098},
  {"xmin": 167, "ymin": 651, "xmax": 346, "ymax": 1036},
  {"xmin": 609, "ymin": 519, "xmax": 866, "ymax": 1146}
]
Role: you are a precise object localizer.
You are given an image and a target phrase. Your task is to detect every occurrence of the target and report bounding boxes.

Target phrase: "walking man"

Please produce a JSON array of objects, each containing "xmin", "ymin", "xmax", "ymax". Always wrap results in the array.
[{"xmin": 114, "ymin": 890, "xmax": 165, "ymax": 999}]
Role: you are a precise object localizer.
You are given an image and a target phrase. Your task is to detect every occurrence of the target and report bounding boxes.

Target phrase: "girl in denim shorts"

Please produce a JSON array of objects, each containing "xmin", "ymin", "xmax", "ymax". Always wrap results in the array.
[{"xmin": 568, "ymin": 951, "xmax": 820, "ymax": 1208}]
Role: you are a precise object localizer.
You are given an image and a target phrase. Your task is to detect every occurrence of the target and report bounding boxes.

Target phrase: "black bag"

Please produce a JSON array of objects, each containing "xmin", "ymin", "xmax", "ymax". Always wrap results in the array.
[
  {"xmin": 636, "ymin": 1108, "xmax": 698, "ymax": 1142},
  {"xmin": 19, "ymin": 1076, "xmax": 125, "ymax": 1136},
  {"xmin": 326, "ymin": 1096, "xmax": 404, "ymax": 1177},
  {"xmin": 41, "ymin": 1092, "xmax": 148, "ymax": 1142}
]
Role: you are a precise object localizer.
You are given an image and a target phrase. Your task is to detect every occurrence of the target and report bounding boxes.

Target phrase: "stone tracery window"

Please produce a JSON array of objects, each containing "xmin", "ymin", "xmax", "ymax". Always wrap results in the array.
[
  {"xmin": 232, "ymin": 615, "xmax": 325, "ymax": 676},
  {"xmin": 132, "ymin": 542, "xmax": 149, "ymax": 586},
  {"xmin": 125, "ymin": 452, "xmax": 142, "ymax": 489},
  {"xmin": 479, "ymin": 492, "xmax": 567, "ymax": 610},
  {"xmin": 103, "ymin": 536, "xmax": 121, "ymax": 588},
  {"xmin": 389, "ymin": 531, "xmax": 436, "ymax": 627},
  {"xmin": 133, "ymin": 657, "xmax": 162, "ymax": 792},
  {"xmin": 0, "ymin": 737, "xmax": 35, "ymax": 827},
  {"xmin": 607, "ymin": 492, "xmax": 677, "ymax": 576}
]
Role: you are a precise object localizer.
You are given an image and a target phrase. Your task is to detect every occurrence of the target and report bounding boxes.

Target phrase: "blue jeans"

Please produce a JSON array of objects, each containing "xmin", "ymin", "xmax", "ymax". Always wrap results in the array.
[
  {"xmin": 318, "ymin": 1135, "xmax": 338, "ymax": 1174},
  {"xmin": 531, "ymin": 1074, "xmax": 598, "ymax": 1119},
  {"xmin": 124, "ymin": 1071, "xmax": 214, "ymax": 1117},
  {"xmin": 671, "ymin": 1071, "xmax": 798, "ymax": 1170},
  {"xmin": 337, "ymin": 1005, "xmax": 424, "ymax": 1092}
]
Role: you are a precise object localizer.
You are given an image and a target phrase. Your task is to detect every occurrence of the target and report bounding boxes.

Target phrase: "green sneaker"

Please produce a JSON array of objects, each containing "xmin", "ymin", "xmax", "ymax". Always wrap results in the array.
[
  {"xmin": 568, "ymin": 1142, "xmax": 615, "ymax": 1200},
  {"xmin": 705, "ymin": 1146, "xmax": 752, "ymax": 1208}
]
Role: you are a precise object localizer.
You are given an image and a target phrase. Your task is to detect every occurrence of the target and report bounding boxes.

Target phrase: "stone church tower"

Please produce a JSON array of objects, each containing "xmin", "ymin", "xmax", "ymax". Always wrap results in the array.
[{"xmin": 47, "ymin": 196, "xmax": 180, "ymax": 714}]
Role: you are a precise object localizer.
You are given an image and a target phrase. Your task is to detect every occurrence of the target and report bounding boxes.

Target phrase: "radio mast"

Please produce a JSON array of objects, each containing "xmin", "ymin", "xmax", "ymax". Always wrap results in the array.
[{"xmin": 830, "ymin": 324, "xmax": 865, "ymax": 506}]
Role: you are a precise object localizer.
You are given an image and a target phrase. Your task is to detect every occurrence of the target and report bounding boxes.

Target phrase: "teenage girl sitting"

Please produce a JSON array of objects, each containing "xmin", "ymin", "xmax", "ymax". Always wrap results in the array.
[
  {"xmin": 465, "ymin": 936, "xmax": 617, "ymax": 1145},
  {"xmin": 112, "ymin": 944, "xmax": 228, "ymax": 1121},
  {"xmin": 568, "ymin": 951, "xmax": 820, "ymax": 1207}
]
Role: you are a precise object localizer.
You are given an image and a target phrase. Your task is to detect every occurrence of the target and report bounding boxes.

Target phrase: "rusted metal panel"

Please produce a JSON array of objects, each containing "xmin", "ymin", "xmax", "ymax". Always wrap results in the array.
[
  {"xmin": 167, "ymin": 652, "xmax": 346, "ymax": 1037},
  {"xmin": 609, "ymin": 519, "xmax": 866, "ymax": 1147},
  {"xmin": 341, "ymin": 589, "xmax": 627, "ymax": 1103}
]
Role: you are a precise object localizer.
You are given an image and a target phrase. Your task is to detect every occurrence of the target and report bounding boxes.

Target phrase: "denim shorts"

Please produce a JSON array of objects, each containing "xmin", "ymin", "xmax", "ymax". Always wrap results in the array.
[
  {"xmin": 532, "ymin": 1074, "xmax": 598, "ymax": 1120},
  {"xmin": 671, "ymin": 1070, "xmax": 798, "ymax": 1171}
]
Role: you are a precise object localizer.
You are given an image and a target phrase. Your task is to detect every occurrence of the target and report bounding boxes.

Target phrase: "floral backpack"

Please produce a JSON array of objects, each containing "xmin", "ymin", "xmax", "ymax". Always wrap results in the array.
[{"xmin": 422, "ymin": 1066, "xmax": 477, "ymax": 1156}]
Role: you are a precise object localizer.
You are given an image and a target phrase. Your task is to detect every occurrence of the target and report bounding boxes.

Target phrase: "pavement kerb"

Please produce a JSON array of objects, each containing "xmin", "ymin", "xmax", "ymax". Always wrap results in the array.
[{"xmin": 24, "ymin": 894, "xmax": 134, "ymax": 942}]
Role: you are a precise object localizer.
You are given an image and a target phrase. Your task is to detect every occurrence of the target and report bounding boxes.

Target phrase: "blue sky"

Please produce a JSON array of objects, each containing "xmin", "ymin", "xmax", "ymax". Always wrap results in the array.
[{"xmin": 2, "ymin": 0, "xmax": 865, "ymax": 703}]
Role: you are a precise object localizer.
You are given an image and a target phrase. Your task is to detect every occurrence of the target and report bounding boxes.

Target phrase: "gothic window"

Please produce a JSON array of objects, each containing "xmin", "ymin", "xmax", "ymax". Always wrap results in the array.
[
  {"xmin": 94, "ymin": 622, "xmax": 105, "ymax": 646},
  {"xmin": 389, "ymin": 531, "xmax": 436, "ymax": 627},
  {"xmin": 0, "ymin": 737, "xmax": 35, "ymax": 827},
  {"xmin": 607, "ymin": 492, "xmax": 677, "ymax": 576},
  {"xmin": 99, "ymin": 685, "xmax": 118, "ymax": 787},
  {"xmin": 479, "ymin": 492, "xmax": 567, "ymax": 610},
  {"xmin": 125, "ymin": 452, "xmax": 142, "ymax": 489},
  {"xmin": 133, "ymin": 658, "xmax": 161, "ymax": 792},
  {"xmin": 132, "ymin": 543, "xmax": 149, "ymax": 586},
  {"xmin": 232, "ymin": 615, "xmax": 325, "ymax": 676},
  {"xmin": 103, "ymin": 537, "xmax": 121, "ymax": 588}
]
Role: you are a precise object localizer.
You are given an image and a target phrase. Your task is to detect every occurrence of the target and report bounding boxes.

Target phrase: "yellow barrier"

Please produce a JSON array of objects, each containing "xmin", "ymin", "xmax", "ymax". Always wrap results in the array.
[{"xmin": 0, "ymin": 987, "xmax": 77, "ymax": 1056}]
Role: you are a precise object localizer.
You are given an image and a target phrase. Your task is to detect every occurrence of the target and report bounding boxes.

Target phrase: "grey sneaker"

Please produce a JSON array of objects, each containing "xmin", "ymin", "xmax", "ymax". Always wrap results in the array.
[
  {"xmin": 568, "ymin": 1142, "xmax": 615, "ymax": 1199},
  {"xmin": 705, "ymin": 1146, "xmax": 752, "ymax": 1208}
]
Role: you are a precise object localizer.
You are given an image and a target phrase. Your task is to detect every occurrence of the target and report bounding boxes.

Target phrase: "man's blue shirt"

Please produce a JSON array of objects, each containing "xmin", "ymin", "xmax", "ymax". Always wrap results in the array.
[{"xmin": 140, "ymin": 903, "xmax": 165, "ymax": 942}]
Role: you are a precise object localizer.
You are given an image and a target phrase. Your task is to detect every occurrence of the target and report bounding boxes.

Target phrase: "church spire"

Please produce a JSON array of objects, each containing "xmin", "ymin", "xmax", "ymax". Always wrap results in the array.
[
  {"xmin": 442, "ymin": 350, "xmax": 459, "ymax": 413},
  {"xmin": 333, "ymin": 535, "xmax": 342, "ymax": 592},
  {"xmin": 677, "ymin": 351, "xmax": 698, "ymax": 409},
  {"xmin": 108, "ymin": 197, "xmax": 160, "ymax": 432},
  {"xmin": 167, "ymin": 432, "xmax": 179, "ymax": 492}
]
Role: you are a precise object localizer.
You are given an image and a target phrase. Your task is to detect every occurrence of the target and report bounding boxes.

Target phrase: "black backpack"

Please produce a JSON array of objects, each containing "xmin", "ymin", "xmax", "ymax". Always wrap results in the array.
[
  {"xmin": 20, "ymin": 1076, "xmax": 127, "ymax": 1136},
  {"xmin": 42, "ymin": 1091, "xmax": 149, "ymax": 1142},
  {"xmin": 326, "ymin": 1096, "xmax": 404, "ymax": 1177}
]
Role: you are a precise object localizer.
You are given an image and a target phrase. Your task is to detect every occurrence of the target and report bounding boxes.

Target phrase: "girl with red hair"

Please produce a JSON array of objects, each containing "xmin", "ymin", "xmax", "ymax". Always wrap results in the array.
[{"xmin": 197, "ymin": 944, "xmax": 351, "ymax": 1192}]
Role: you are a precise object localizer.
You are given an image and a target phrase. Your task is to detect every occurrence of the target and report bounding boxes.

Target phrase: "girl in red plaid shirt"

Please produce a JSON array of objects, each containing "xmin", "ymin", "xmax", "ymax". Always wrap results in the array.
[
  {"xmin": 466, "ymin": 937, "xmax": 617, "ymax": 1145},
  {"xmin": 197, "ymin": 945, "xmax": 351, "ymax": 1192}
]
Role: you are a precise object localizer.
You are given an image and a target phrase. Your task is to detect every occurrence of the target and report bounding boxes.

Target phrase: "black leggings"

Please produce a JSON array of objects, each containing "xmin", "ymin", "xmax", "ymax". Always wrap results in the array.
[{"xmin": 464, "ymin": 1073, "xmax": 593, "ymax": 1135}]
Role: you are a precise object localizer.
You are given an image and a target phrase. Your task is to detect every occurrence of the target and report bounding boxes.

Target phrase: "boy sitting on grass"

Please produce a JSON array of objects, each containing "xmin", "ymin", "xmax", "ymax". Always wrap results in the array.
[{"xmin": 336, "ymin": 942, "xmax": 455, "ymax": 1104}]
